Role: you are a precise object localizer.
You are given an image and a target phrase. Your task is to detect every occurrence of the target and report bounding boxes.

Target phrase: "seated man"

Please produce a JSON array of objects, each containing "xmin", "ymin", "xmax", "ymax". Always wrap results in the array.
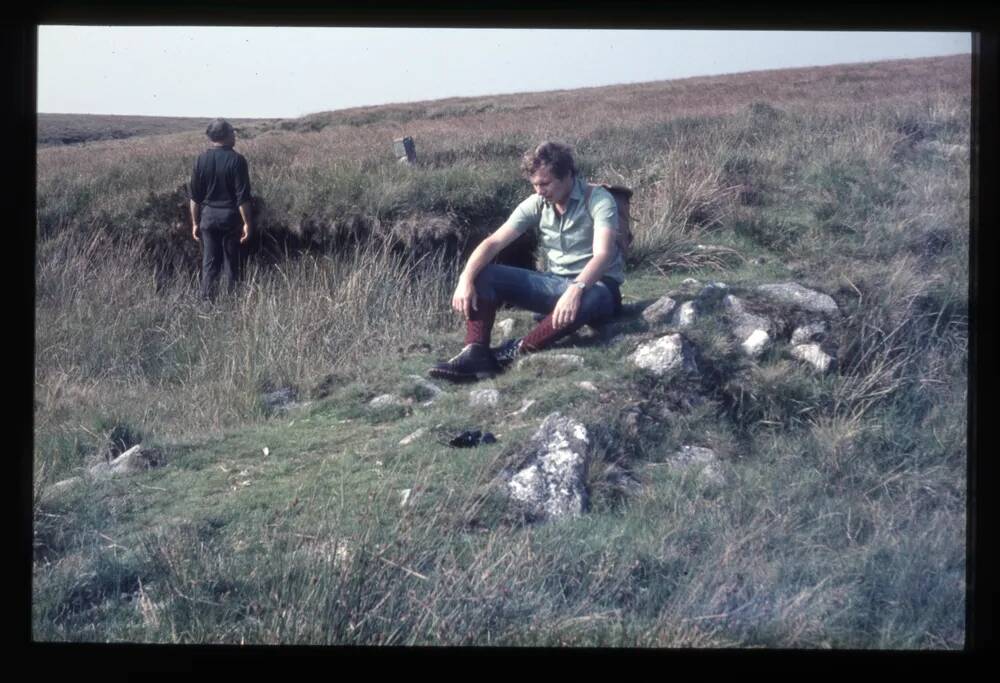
[{"xmin": 429, "ymin": 141, "xmax": 626, "ymax": 382}]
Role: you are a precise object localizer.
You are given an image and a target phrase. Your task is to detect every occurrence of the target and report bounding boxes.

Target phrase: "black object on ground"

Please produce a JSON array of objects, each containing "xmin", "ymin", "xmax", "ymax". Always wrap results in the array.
[{"xmin": 447, "ymin": 429, "xmax": 497, "ymax": 448}]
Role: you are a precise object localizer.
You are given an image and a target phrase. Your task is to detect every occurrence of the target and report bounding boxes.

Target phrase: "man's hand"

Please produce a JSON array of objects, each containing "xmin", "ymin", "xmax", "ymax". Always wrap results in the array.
[
  {"xmin": 452, "ymin": 278, "xmax": 478, "ymax": 320},
  {"xmin": 192, "ymin": 223, "xmax": 200, "ymax": 242},
  {"xmin": 240, "ymin": 222, "xmax": 250, "ymax": 244},
  {"xmin": 552, "ymin": 286, "xmax": 583, "ymax": 329}
]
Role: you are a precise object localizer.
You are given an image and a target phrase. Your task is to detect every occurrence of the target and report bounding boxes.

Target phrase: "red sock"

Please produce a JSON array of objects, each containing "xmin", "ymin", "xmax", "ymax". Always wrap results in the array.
[
  {"xmin": 464, "ymin": 299, "xmax": 497, "ymax": 345},
  {"xmin": 520, "ymin": 314, "xmax": 582, "ymax": 352}
]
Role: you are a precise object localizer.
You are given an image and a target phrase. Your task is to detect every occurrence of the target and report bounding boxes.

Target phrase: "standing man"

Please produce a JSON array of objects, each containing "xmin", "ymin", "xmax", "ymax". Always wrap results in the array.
[
  {"xmin": 429, "ymin": 141, "xmax": 626, "ymax": 382},
  {"xmin": 189, "ymin": 118, "xmax": 253, "ymax": 300}
]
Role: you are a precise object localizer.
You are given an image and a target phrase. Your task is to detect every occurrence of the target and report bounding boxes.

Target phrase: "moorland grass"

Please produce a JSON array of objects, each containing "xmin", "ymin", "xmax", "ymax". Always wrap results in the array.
[{"xmin": 33, "ymin": 54, "xmax": 968, "ymax": 648}]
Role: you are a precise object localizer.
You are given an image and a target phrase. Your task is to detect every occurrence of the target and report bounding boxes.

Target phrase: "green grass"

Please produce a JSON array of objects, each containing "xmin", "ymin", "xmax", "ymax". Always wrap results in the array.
[{"xmin": 33, "ymin": 55, "xmax": 968, "ymax": 648}]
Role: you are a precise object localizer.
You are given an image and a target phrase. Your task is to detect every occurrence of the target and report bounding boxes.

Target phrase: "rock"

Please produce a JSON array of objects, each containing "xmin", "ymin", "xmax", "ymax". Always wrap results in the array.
[
  {"xmin": 757, "ymin": 282, "xmax": 839, "ymax": 314},
  {"xmin": 516, "ymin": 353, "xmax": 585, "ymax": 375},
  {"xmin": 90, "ymin": 444, "xmax": 164, "ymax": 477},
  {"xmin": 41, "ymin": 476, "xmax": 82, "ymax": 501},
  {"xmin": 723, "ymin": 295, "xmax": 775, "ymax": 340},
  {"xmin": 604, "ymin": 464, "xmax": 643, "ymax": 496},
  {"xmin": 399, "ymin": 428, "xmax": 427, "ymax": 446},
  {"xmin": 369, "ymin": 394, "xmax": 405, "ymax": 408},
  {"xmin": 407, "ymin": 375, "xmax": 445, "ymax": 405},
  {"xmin": 577, "ymin": 381, "xmax": 598, "ymax": 392},
  {"xmin": 507, "ymin": 413, "xmax": 591, "ymax": 521},
  {"xmin": 672, "ymin": 301, "xmax": 698, "ymax": 328},
  {"xmin": 642, "ymin": 295, "xmax": 678, "ymax": 324},
  {"xmin": 470, "ymin": 389, "xmax": 500, "ymax": 408},
  {"xmin": 791, "ymin": 321, "xmax": 828, "ymax": 345},
  {"xmin": 632, "ymin": 334, "xmax": 698, "ymax": 376},
  {"xmin": 741, "ymin": 329, "xmax": 771, "ymax": 357},
  {"xmin": 494, "ymin": 318, "xmax": 516, "ymax": 340},
  {"xmin": 680, "ymin": 278, "xmax": 702, "ymax": 289},
  {"xmin": 696, "ymin": 282, "xmax": 729, "ymax": 306},
  {"xmin": 666, "ymin": 445, "xmax": 726, "ymax": 487},
  {"xmin": 262, "ymin": 387, "xmax": 297, "ymax": 412},
  {"xmin": 791, "ymin": 343, "xmax": 836, "ymax": 373},
  {"xmin": 507, "ymin": 398, "xmax": 537, "ymax": 417}
]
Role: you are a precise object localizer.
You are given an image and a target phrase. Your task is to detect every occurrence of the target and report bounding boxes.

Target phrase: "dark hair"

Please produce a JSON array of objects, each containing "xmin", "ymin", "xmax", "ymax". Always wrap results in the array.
[
  {"xmin": 520, "ymin": 141, "xmax": 576, "ymax": 180},
  {"xmin": 206, "ymin": 118, "xmax": 234, "ymax": 143}
]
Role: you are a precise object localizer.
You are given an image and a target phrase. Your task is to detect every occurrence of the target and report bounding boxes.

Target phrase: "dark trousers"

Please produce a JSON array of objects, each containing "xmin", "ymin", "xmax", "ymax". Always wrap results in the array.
[{"xmin": 200, "ymin": 207, "xmax": 242, "ymax": 300}]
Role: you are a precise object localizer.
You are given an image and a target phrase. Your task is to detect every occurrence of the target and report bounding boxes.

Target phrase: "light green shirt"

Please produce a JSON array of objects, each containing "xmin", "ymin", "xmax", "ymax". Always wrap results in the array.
[{"xmin": 502, "ymin": 176, "xmax": 626, "ymax": 284}]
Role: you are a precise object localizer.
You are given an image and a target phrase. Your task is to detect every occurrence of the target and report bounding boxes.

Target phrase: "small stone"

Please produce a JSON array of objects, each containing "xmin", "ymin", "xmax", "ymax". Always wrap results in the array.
[
  {"xmin": 507, "ymin": 398, "xmax": 537, "ymax": 417},
  {"xmin": 642, "ymin": 295, "xmax": 678, "ymax": 324},
  {"xmin": 666, "ymin": 445, "xmax": 726, "ymax": 487},
  {"xmin": 741, "ymin": 329, "xmax": 771, "ymax": 357},
  {"xmin": 41, "ymin": 477, "xmax": 82, "ymax": 501},
  {"xmin": 577, "ymin": 381, "xmax": 598, "ymax": 392},
  {"xmin": 672, "ymin": 301, "xmax": 698, "ymax": 328},
  {"xmin": 697, "ymin": 282, "xmax": 729, "ymax": 305},
  {"xmin": 263, "ymin": 387, "xmax": 297, "ymax": 412},
  {"xmin": 369, "ymin": 394, "xmax": 404, "ymax": 408},
  {"xmin": 791, "ymin": 321, "xmax": 828, "ymax": 345},
  {"xmin": 723, "ymin": 294, "xmax": 774, "ymax": 339},
  {"xmin": 470, "ymin": 389, "xmax": 500, "ymax": 408},
  {"xmin": 494, "ymin": 318, "xmax": 516, "ymax": 339},
  {"xmin": 791, "ymin": 343, "xmax": 835, "ymax": 373},
  {"xmin": 757, "ymin": 282, "xmax": 839, "ymax": 314},
  {"xmin": 407, "ymin": 375, "xmax": 445, "ymax": 405},
  {"xmin": 399, "ymin": 428, "xmax": 427, "ymax": 446},
  {"xmin": 632, "ymin": 334, "xmax": 698, "ymax": 376},
  {"xmin": 105, "ymin": 445, "xmax": 164, "ymax": 475}
]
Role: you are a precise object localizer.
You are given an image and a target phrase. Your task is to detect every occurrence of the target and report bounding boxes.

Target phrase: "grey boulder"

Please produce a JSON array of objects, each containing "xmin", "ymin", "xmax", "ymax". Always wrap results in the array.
[{"xmin": 507, "ymin": 413, "xmax": 591, "ymax": 521}]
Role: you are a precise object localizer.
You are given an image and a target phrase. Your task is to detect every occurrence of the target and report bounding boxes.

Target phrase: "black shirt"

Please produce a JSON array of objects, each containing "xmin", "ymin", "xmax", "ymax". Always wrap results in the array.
[{"xmin": 189, "ymin": 146, "xmax": 252, "ymax": 210}]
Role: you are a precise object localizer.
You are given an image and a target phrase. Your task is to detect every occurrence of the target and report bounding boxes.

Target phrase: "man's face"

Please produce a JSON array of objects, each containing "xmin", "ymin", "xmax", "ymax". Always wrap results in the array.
[{"xmin": 530, "ymin": 166, "xmax": 574, "ymax": 205}]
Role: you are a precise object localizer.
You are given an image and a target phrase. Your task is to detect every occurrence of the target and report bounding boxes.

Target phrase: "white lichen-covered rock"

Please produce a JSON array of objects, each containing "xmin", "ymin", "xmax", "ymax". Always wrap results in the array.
[
  {"xmin": 642, "ymin": 295, "xmax": 678, "ymax": 324},
  {"xmin": 398, "ymin": 427, "xmax": 427, "ymax": 446},
  {"xmin": 723, "ymin": 295, "xmax": 774, "ymax": 340},
  {"xmin": 90, "ymin": 445, "xmax": 165, "ymax": 477},
  {"xmin": 41, "ymin": 476, "xmax": 82, "ymax": 501},
  {"xmin": 791, "ymin": 343, "xmax": 835, "ymax": 373},
  {"xmin": 741, "ymin": 329, "xmax": 771, "ymax": 357},
  {"xmin": 756, "ymin": 282, "xmax": 839, "ymax": 314},
  {"xmin": 470, "ymin": 389, "xmax": 500, "ymax": 408},
  {"xmin": 672, "ymin": 301, "xmax": 698, "ymax": 328},
  {"xmin": 791, "ymin": 321, "xmax": 828, "ymax": 345},
  {"xmin": 494, "ymin": 318, "xmax": 516, "ymax": 340},
  {"xmin": 632, "ymin": 334, "xmax": 697, "ymax": 376},
  {"xmin": 666, "ymin": 445, "xmax": 726, "ymax": 487},
  {"xmin": 369, "ymin": 394, "xmax": 405, "ymax": 408},
  {"xmin": 507, "ymin": 413, "xmax": 591, "ymax": 521},
  {"xmin": 516, "ymin": 353, "xmax": 585, "ymax": 374}
]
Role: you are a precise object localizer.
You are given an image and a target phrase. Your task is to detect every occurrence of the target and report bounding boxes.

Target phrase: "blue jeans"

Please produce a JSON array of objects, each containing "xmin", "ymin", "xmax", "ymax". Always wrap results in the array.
[{"xmin": 473, "ymin": 264, "xmax": 619, "ymax": 327}]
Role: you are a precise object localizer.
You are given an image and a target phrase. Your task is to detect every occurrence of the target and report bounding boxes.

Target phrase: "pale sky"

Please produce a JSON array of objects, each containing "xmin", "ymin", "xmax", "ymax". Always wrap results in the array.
[{"xmin": 37, "ymin": 27, "xmax": 970, "ymax": 119}]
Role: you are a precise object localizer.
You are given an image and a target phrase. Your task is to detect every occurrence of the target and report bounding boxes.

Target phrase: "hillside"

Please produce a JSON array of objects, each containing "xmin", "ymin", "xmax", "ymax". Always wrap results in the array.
[
  {"xmin": 37, "ymin": 113, "xmax": 279, "ymax": 147},
  {"xmin": 33, "ymin": 54, "xmax": 969, "ymax": 647}
]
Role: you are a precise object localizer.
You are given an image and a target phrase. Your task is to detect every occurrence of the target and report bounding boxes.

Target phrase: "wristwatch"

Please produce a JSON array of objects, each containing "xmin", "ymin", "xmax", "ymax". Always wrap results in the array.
[{"xmin": 572, "ymin": 280, "xmax": 587, "ymax": 291}]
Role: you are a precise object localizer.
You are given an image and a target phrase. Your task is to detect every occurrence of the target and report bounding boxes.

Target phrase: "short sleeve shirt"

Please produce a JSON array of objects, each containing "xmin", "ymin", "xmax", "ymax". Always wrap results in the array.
[{"xmin": 502, "ymin": 176, "xmax": 626, "ymax": 284}]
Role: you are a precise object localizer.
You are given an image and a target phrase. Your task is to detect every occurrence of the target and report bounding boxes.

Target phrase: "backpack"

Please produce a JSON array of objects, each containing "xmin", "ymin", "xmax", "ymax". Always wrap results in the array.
[{"xmin": 584, "ymin": 183, "xmax": 634, "ymax": 259}]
